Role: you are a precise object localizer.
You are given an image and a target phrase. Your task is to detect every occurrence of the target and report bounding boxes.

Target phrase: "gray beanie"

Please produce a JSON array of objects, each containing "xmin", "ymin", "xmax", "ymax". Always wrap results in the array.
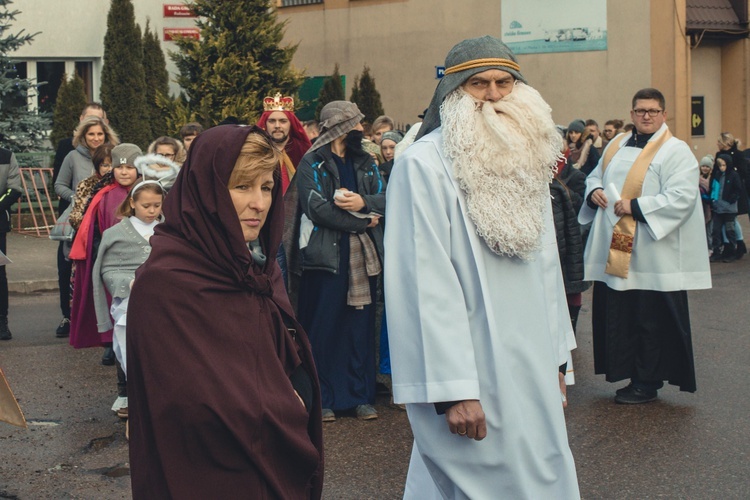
[
  {"xmin": 417, "ymin": 36, "xmax": 526, "ymax": 140},
  {"xmin": 567, "ymin": 120, "xmax": 586, "ymax": 134},
  {"xmin": 310, "ymin": 101, "xmax": 365, "ymax": 151},
  {"xmin": 699, "ymin": 154, "xmax": 714, "ymax": 168},
  {"xmin": 380, "ymin": 131, "xmax": 403, "ymax": 145},
  {"xmin": 111, "ymin": 143, "xmax": 143, "ymax": 167}
]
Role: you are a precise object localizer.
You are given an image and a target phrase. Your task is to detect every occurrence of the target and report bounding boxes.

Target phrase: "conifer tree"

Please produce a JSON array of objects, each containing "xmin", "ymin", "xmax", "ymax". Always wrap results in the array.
[
  {"xmin": 315, "ymin": 64, "xmax": 345, "ymax": 121},
  {"xmin": 50, "ymin": 74, "xmax": 87, "ymax": 148},
  {"xmin": 100, "ymin": 0, "xmax": 149, "ymax": 148},
  {"xmin": 350, "ymin": 65, "xmax": 384, "ymax": 124},
  {"xmin": 167, "ymin": 0, "xmax": 303, "ymax": 127},
  {"xmin": 0, "ymin": 0, "xmax": 50, "ymax": 152},
  {"xmin": 142, "ymin": 20, "xmax": 170, "ymax": 139},
  {"xmin": 349, "ymin": 75, "xmax": 360, "ymax": 108}
]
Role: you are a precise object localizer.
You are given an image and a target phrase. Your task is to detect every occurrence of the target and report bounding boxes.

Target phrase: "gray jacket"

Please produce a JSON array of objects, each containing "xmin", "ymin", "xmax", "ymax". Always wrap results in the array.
[
  {"xmin": 295, "ymin": 145, "xmax": 385, "ymax": 274},
  {"xmin": 55, "ymin": 145, "xmax": 94, "ymax": 203},
  {"xmin": 93, "ymin": 217, "xmax": 153, "ymax": 332},
  {"xmin": 0, "ymin": 148, "xmax": 22, "ymax": 233}
]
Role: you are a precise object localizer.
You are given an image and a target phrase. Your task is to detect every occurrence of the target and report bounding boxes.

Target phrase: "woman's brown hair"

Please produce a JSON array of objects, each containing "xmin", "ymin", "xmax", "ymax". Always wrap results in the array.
[
  {"xmin": 72, "ymin": 116, "xmax": 120, "ymax": 149},
  {"xmin": 226, "ymin": 132, "xmax": 281, "ymax": 189}
]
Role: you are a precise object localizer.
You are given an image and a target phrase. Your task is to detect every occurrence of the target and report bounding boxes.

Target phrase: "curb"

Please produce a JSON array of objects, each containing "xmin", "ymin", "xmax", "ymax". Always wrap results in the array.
[{"xmin": 9, "ymin": 280, "xmax": 58, "ymax": 295}]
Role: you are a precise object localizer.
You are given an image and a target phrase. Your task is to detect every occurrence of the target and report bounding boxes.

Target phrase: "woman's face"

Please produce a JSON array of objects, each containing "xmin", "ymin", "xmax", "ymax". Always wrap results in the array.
[
  {"xmin": 717, "ymin": 158, "xmax": 727, "ymax": 172},
  {"xmin": 130, "ymin": 190, "xmax": 163, "ymax": 224},
  {"xmin": 97, "ymin": 157, "xmax": 113, "ymax": 177},
  {"xmin": 717, "ymin": 140, "xmax": 729, "ymax": 151},
  {"xmin": 381, "ymin": 139, "xmax": 396, "ymax": 162},
  {"xmin": 114, "ymin": 164, "xmax": 138, "ymax": 187},
  {"xmin": 229, "ymin": 171, "xmax": 275, "ymax": 242},
  {"xmin": 85, "ymin": 125, "xmax": 106, "ymax": 150},
  {"xmin": 156, "ymin": 144, "xmax": 177, "ymax": 161},
  {"xmin": 568, "ymin": 131, "xmax": 581, "ymax": 144}
]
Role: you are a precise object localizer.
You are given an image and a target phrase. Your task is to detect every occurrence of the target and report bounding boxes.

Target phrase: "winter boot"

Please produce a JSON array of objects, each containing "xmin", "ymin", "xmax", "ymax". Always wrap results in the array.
[
  {"xmin": 0, "ymin": 316, "xmax": 11, "ymax": 340},
  {"xmin": 735, "ymin": 240, "xmax": 747, "ymax": 260},
  {"xmin": 722, "ymin": 244, "xmax": 737, "ymax": 263}
]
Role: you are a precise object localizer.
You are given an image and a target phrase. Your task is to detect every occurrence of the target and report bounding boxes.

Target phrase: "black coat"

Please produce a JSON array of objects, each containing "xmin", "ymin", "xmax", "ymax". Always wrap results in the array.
[
  {"xmin": 717, "ymin": 145, "xmax": 749, "ymax": 215},
  {"xmin": 550, "ymin": 178, "xmax": 590, "ymax": 295}
]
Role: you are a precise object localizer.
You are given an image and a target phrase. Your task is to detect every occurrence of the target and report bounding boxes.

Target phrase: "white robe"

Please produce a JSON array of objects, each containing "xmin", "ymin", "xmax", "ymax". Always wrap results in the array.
[
  {"xmin": 384, "ymin": 129, "xmax": 580, "ymax": 499},
  {"xmin": 579, "ymin": 124, "xmax": 712, "ymax": 291}
]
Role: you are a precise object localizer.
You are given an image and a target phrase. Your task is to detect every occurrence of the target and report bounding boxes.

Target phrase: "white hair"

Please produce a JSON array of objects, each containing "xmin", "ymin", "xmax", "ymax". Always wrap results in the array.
[{"xmin": 440, "ymin": 83, "xmax": 562, "ymax": 260}]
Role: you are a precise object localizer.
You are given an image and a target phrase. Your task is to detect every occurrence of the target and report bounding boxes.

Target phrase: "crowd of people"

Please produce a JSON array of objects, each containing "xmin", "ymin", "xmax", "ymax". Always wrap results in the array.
[{"xmin": 0, "ymin": 33, "xmax": 742, "ymax": 498}]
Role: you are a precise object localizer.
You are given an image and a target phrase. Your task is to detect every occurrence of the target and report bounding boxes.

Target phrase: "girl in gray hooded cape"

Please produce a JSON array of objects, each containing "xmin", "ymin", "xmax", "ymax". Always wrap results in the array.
[{"xmin": 134, "ymin": 153, "xmax": 181, "ymax": 191}]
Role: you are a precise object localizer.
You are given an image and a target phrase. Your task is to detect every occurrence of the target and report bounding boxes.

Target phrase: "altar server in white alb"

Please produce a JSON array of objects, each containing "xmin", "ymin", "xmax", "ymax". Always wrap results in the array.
[
  {"xmin": 384, "ymin": 36, "xmax": 579, "ymax": 499},
  {"xmin": 579, "ymin": 88, "xmax": 711, "ymax": 405}
]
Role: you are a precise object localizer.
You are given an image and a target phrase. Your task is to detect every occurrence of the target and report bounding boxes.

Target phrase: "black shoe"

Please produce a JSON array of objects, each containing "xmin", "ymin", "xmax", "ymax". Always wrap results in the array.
[
  {"xmin": 721, "ymin": 244, "xmax": 736, "ymax": 262},
  {"xmin": 736, "ymin": 240, "xmax": 747, "ymax": 260},
  {"xmin": 614, "ymin": 386, "xmax": 658, "ymax": 404},
  {"xmin": 0, "ymin": 316, "xmax": 11, "ymax": 341},
  {"xmin": 709, "ymin": 251, "xmax": 723, "ymax": 263},
  {"xmin": 55, "ymin": 318, "xmax": 70, "ymax": 338},
  {"xmin": 615, "ymin": 383, "xmax": 634, "ymax": 396},
  {"xmin": 102, "ymin": 346, "xmax": 116, "ymax": 366}
]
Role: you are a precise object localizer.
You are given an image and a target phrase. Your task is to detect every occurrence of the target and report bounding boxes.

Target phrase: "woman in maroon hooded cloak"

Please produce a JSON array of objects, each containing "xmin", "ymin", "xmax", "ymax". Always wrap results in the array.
[{"xmin": 126, "ymin": 126, "xmax": 323, "ymax": 499}]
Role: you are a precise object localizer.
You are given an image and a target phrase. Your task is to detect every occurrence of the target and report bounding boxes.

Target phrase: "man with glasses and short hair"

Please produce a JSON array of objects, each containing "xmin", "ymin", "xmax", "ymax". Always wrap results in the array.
[{"xmin": 580, "ymin": 87, "xmax": 711, "ymax": 404}]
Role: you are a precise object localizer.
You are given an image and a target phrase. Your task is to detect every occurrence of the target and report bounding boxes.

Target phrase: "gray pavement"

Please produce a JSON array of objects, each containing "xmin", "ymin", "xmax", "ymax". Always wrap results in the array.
[
  {"xmin": 6, "ymin": 232, "xmax": 59, "ymax": 295},
  {"xmin": 2, "ymin": 226, "xmax": 750, "ymax": 498}
]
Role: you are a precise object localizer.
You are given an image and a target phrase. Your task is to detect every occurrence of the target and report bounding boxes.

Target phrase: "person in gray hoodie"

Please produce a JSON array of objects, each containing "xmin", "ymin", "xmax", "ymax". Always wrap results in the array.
[{"xmin": 53, "ymin": 116, "xmax": 119, "ymax": 338}]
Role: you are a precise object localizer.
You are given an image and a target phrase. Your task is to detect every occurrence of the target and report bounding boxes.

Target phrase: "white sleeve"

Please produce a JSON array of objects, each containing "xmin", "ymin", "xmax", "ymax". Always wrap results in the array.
[
  {"xmin": 384, "ymin": 145, "xmax": 480, "ymax": 405},
  {"xmin": 637, "ymin": 141, "xmax": 700, "ymax": 241}
]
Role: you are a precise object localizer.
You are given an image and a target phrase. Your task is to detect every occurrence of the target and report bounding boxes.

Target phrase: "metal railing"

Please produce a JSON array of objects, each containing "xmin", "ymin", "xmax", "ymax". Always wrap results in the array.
[{"xmin": 15, "ymin": 153, "xmax": 57, "ymax": 237}]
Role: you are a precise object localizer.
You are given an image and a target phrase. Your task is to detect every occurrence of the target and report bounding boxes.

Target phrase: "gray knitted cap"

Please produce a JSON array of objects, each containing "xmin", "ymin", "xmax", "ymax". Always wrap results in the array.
[
  {"xmin": 111, "ymin": 143, "xmax": 143, "ymax": 167},
  {"xmin": 417, "ymin": 36, "xmax": 526, "ymax": 140},
  {"xmin": 381, "ymin": 131, "xmax": 403, "ymax": 144},
  {"xmin": 310, "ymin": 101, "xmax": 365, "ymax": 151}
]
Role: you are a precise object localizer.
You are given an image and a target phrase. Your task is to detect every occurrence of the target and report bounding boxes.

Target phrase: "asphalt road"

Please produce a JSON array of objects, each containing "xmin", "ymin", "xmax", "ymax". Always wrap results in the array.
[{"xmin": 1, "ymin": 256, "xmax": 749, "ymax": 499}]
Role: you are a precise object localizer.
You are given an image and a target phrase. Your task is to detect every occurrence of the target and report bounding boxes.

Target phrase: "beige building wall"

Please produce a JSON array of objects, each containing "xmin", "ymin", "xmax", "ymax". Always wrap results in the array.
[
  {"xmin": 691, "ymin": 43, "xmax": 723, "ymax": 158},
  {"xmin": 280, "ymin": 0, "xmax": 652, "ymax": 130}
]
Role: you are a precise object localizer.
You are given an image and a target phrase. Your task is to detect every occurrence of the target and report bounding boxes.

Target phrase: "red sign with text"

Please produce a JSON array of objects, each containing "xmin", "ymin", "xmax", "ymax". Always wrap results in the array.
[
  {"xmin": 163, "ymin": 4, "xmax": 196, "ymax": 17},
  {"xmin": 163, "ymin": 28, "xmax": 200, "ymax": 41}
]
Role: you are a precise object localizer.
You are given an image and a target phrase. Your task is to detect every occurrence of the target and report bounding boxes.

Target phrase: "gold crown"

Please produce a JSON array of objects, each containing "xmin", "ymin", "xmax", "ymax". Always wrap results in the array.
[{"xmin": 263, "ymin": 92, "xmax": 294, "ymax": 112}]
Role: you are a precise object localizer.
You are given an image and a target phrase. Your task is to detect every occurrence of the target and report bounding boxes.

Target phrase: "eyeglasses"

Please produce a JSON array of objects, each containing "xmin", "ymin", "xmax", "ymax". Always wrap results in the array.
[
  {"xmin": 158, "ymin": 153, "xmax": 176, "ymax": 159},
  {"xmin": 633, "ymin": 109, "xmax": 663, "ymax": 117},
  {"xmin": 100, "ymin": 163, "xmax": 112, "ymax": 168}
]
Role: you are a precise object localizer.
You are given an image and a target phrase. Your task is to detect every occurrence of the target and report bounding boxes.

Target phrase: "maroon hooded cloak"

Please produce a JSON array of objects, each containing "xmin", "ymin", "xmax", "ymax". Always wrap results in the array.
[{"xmin": 126, "ymin": 125, "xmax": 323, "ymax": 499}]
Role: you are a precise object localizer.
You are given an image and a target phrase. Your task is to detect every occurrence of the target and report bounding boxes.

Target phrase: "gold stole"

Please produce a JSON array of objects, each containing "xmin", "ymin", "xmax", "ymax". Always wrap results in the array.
[
  {"xmin": 280, "ymin": 150, "xmax": 296, "ymax": 181},
  {"xmin": 601, "ymin": 129, "xmax": 673, "ymax": 278}
]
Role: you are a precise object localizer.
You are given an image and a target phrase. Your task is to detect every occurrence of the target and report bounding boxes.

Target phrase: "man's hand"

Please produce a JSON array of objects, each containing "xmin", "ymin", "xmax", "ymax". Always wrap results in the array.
[
  {"xmin": 445, "ymin": 400, "xmax": 487, "ymax": 441},
  {"xmin": 590, "ymin": 188, "xmax": 608, "ymax": 209},
  {"xmin": 334, "ymin": 190, "xmax": 366, "ymax": 212},
  {"xmin": 614, "ymin": 198, "xmax": 632, "ymax": 217},
  {"xmin": 366, "ymin": 216, "xmax": 380, "ymax": 228},
  {"xmin": 559, "ymin": 372, "xmax": 568, "ymax": 409}
]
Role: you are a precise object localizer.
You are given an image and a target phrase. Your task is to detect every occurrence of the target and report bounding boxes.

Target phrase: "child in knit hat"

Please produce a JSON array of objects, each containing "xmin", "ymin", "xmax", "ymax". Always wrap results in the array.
[{"xmin": 699, "ymin": 154, "xmax": 714, "ymax": 253}]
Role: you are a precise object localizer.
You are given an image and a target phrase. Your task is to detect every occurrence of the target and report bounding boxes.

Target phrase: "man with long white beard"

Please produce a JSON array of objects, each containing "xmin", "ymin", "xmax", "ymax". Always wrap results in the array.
[{"xmin": 384, "ymin": 36, "xmax": 579, "ymax": 498}]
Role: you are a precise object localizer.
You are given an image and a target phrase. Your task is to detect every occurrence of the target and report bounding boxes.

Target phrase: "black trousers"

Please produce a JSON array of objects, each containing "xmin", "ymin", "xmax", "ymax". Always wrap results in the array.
[
  {"xmin": 0, "ymin": 231, "xmax": 7, "ymax": 317},
  {"xmin": 57, "ymin": 241, "xmax": 71, "ymax": 318},
  {"xmin": 592, "ymin": 282, "xmax": 696, "ymax": 392}
]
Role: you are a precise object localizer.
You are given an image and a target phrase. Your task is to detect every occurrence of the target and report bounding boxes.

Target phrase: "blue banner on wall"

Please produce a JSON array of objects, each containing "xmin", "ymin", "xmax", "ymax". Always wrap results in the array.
[{"xmin": 501, "ymin": 0, "xmax": 607, "ymax": 55}]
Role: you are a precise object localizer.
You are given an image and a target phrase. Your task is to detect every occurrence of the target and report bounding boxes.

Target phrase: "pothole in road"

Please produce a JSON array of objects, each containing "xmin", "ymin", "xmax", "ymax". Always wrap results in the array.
[
  {"xmin": 90, "ymin": 465, "xmax": 130, "ymax": 478},
  {"xmin": 85, "ymin": 433, "xmax": 117, "ymax": 452}
]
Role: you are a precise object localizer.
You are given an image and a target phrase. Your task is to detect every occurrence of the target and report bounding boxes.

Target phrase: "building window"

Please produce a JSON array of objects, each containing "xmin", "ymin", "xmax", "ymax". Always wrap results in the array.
[
  {"xmin": 75, "ymin": 61, "xmax": 93, "ymax": 101},
  {"xmin": 36, "ymin": 61, "xmax": 65, "ymax": 114},
  {"xmin": 279, "ymin": 0, "xmax": 323, "ymax": 6}
]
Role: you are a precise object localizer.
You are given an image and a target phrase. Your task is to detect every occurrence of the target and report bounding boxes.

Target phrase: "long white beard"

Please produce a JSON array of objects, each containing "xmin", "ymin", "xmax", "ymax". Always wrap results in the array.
[{"xmin": 440, "ymin": 83, "xmax": 562, "ymax": 260}]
